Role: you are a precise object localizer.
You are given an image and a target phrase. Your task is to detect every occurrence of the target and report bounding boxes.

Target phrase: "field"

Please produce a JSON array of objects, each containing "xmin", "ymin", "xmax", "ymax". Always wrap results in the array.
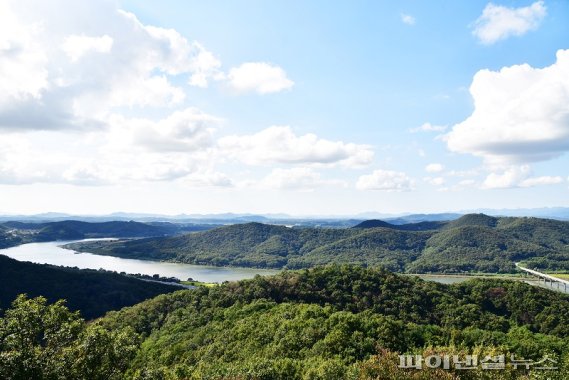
[{"xmin": 547, "ymin": 273, "xmax": 569, "ymax": 280}]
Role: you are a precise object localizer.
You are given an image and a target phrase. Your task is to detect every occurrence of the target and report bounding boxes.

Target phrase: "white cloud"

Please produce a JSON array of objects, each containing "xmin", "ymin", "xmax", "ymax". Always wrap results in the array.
[
  {"xmin": 218, "ymin": 126, "xmax": 373, "ymax": 167},
  {"xmin": 0, "ymin": 2, "xmax": 48, "ymax": 103},
  {"xmin": 410, "ymin": 122, "xmax": 447, "ymax": 133},
  {"xmin": 482, "ymin": 166, "xmax": 528, "ymax": 189},
  {"xmin": 400, "ymin": 13, "xmax": 416, "ymax": 26},
  {"xmin": 520, "ymin": 176, "xmax": 563, "ymax": 187},
  {"xmin": 446, "ymin": 49, "xmax": 569, "ymax": 165},
  {"xmin": 0, "ymin": 1, "xmax": 293, "ymax": 133},
  {"xmin": 425, "ymin": 163, "xmax": 444, "ymax": 173},
  {"xmin": 0, "ymin": 107, "xmax": 222, "ymax": 186},
  {"xmin": 424, "ymin": 176, "xmax": 445, "ymax": 186},
  {"xmin": 472, "ymin": 1, "xmax": 546, "ymax": 44},
  {"xmin": 447, "ymin": 168, "xmax": 481, "ymax": 178},
  {"xmin": 61, "ymin": 161, "xmax": 113, "ymax": 186},
  {"xmin": 62, "ymin": 34, "xmax": 113, "ymax": 62},
  {"xmin": 0, "ymin": 115, "xmax": 375, "ymax": 187},
  {"xmin": 108, "ymin": 108, "xmax": 220, "ymax": 153},
  {"xmin": 482, "ymin": 165, "xmax": 563, "ymax": 189},
  {"xmin": 356, "ymin": 170, "xmax": 414, "ymax": 191},
  {"xmin": 227, "ymin": 62, "xmax": 294, "ymax": 94},
  {"xmin": 0, "ymin": 1, "xmax": 222, "ymax": 131}
]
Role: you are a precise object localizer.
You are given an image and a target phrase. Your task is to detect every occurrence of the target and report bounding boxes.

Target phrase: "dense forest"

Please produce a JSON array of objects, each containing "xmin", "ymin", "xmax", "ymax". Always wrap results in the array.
[
  {"xmin": 0, "ymin": 255, "xmax": 179, "ymax": 319},
  {"xmin": 0, "ymin": 220, "xmax": 213, "ymax": 249},
  {"xmin": 65, "ymin": 214, "xmax": 569, "ymax": 273},
  {"xmin": 2, "ymin": 265, "xmax": 569, "ymax": 379}
]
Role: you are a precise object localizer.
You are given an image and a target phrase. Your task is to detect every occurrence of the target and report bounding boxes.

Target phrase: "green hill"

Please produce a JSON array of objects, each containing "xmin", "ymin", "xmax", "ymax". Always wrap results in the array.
[
  {"xmin": 0, "ymin": 255, "xmax": 179, "ymax": 319},
  {"xmin": 0, "ymin": 220, "xmax": 213, "ymax": 246},
  {"xmin": 98, "ymin": 266, "xmax": 569, "ymax": 378},
  {"xmin": 353, "ymin": 219, "xmax": 447, "ymax": 231},
  {"xmin": 443, "ymin": 213, "xmax": 499, "ymax": 229},
  {"xmin": 3, "ymin": 265, "xmax": 569, "ymax": 379},
  {"xmin": 63, "ymin": 214, "xmax": 569, "ymax": 273},
  {"xmin": 0, "ymin": 228, "xmax": 23, "ymax": 249}
]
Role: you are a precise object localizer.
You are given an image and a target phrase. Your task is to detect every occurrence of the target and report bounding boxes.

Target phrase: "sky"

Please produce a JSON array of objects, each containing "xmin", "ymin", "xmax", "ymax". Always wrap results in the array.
[{"xmin": 1, "ymin": 0, "xmax": 569, "ymax": 216}]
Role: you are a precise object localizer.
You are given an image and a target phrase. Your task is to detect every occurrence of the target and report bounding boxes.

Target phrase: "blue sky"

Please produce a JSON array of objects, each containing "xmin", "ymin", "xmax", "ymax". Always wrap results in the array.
[{"xmin": 0, "ymin": 0, "xmax": 568, "ymax": 215}]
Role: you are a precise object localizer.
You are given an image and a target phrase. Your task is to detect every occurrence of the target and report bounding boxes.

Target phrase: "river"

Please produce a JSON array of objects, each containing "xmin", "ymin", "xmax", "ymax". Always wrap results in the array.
[
  {"xmin": 0, "ymin": 240, "xmax": 279, "ymax": 283},
  {"xmin": 2, "ymin": 240, "xmax": 565, "ymax": 291}
]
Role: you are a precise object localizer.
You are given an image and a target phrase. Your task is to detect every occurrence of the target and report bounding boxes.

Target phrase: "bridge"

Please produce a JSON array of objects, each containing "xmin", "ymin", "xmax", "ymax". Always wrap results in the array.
[{"xmin": 515, "ymin": 263, "xmax": 569, "ymax": 293}]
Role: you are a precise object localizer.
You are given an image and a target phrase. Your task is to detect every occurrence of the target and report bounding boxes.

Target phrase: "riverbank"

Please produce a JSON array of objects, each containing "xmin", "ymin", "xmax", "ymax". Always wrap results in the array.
[{"xmin": 0, "ymin": 240, "xmax": 280, "ymax": 283}]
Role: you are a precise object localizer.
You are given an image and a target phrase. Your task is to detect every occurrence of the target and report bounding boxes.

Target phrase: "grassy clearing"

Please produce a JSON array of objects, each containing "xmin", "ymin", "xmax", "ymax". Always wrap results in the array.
[
  {"xmin": 181, "ymin": 280, "xmax": 218, "ymax": 287},
  {"xmin": 546, "ymin": 273, "xmax": 569, "ymax": 280}
]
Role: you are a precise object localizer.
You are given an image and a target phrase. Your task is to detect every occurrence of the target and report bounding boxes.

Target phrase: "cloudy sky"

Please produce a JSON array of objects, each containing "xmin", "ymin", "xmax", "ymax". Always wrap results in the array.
[{"xmin": 1, "ymin": 0, "xmax": 568, "ymax": 216}]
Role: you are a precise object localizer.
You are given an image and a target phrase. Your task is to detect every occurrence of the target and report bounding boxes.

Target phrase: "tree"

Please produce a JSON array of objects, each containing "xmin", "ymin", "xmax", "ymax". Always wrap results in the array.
[{"xmin": 0, "ymin": 295, "xmax": 139, "ymax": 380}]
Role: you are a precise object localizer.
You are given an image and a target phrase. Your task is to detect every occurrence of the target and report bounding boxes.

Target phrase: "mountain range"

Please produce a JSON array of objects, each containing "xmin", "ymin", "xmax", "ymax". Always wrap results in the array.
[
  {"xmin": 3, "ymin": 206, "xmax": 569, "ymax": 225},
  {"xmin": 64, "ymin": 213, "xmax": 569, "ymax": 273}
]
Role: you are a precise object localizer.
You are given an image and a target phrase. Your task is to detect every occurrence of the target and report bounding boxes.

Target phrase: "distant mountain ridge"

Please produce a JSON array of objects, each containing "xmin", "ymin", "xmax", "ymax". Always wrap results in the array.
[
  {"xmin": 353, "ymin": 219, "xmax": 447, "ymax": 231},
  {"xmin": 3, "ymin": 207, "xmax": 569, "ymax": 224},
  {"xmin": 65, "ymin": 213, "xmax": 569, "ymax": 273},
  {"xmin": 0, "ymin": 220, "xmax": 213, "ymax": 249}
]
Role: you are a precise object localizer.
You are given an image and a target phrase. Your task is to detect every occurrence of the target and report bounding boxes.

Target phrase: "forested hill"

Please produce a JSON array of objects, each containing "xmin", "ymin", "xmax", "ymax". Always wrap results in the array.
[
  {"xmin": 0, "ymin": 255, "xmax": 179, "ymax": 319},
  {"xmin": 353, "ymin": 219, "xmax": 447, "ymax": 231},
  {"xmin": 10, "ymin": 265, "xmax": 565, "ymax": 379},
  {"xmin": 0, "ymin": 227, "xmax": 23, "ymax": 249},
  {"xmin": 0, "ymin": 220, "xmax": 212, "ymax": 249},
  {"xmin": 65, "ymin": 213, "xmax": 569, "ymax": 273}
]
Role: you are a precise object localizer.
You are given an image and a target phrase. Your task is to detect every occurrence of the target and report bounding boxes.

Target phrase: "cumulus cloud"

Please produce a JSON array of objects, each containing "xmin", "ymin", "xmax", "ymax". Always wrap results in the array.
[
  {"xmin": 0, "ymin": 2, "xmax": 48, "ymax": 103},
  {"xmin": 400, "ymin": 13, "xmax": 416, "ymax": 26},
  {"xmin": 0, "ymin": 0, "xmax": 311, "ymax": 190},
  {"xmin": 356, "ymin": 170, "xmax": 414, "ymax": 191},
  {"xmin": 410, "ymin": 122, "xmax": 447, "ymax": 133},
  {"xmin": 107, "ymin": 108, "xmax": 220, "ymax": 153},
  {"xmin": 218, "ymin": 126, "xmax": 373, "ymax": 167},
  {"xmin": 227, "ymin": 62, "xmax": 294, "ymax": 94},
  {"xmin": 425, "ymin": 163, "xmax": 444, "ymax": 173},
  {"xmin": 0, "ymin": 0, "xmax": 295, "ymax": 134},
  {"xmin": 62, "ymin": 34, "xmax": 113, "ymax": 62},
  {"xmin": 472, "ymin": 1, "xmax": 546, "ymax": 44},
  {"xmin": 482, "ymin": 165, "xmax": 563, "ymax": 189},
  {"xmin": 446, "ymin": 49, "xmax": 569, "ymax": 165},
  {"xmin": 0, "ymin": 1, "xmax": 221, "ymax": 131},
  {"xmin": 0, "ymin": 115, "xmax": 220, "ymax": 186}
]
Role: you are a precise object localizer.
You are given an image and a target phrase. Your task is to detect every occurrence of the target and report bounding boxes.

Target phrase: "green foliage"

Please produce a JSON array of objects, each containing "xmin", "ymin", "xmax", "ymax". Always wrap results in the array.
[
  {"xmin": 3, "ymin": 266, "xmax": 569, "ymax": 378},
  {"xmin": 0, "ymin": 295, "xmax": 139, "ymax": 380},
  {"xmin": 92, "ymin": 265, "xmax": 569, "ymax": 378},
  {"xmin": 65, "ymin": 214, "xmax": 569, "ymax": 273},
  {"xmin": 0, "ymin": 228, "xmax": 23, "ymax": 249},
  {"xmin": 0, "ymin": 255, "xmax": 179, "ymax": 319},
  {"xmin": 0, "ymin": 220, "xmax": 210, "ymax": 244}
]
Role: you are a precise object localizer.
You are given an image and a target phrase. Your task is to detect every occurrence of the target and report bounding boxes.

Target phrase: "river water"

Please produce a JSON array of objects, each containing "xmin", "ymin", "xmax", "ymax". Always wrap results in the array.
[{"xmin": 0, "ymin": 240, "xmax": 279, "ymax": 283}]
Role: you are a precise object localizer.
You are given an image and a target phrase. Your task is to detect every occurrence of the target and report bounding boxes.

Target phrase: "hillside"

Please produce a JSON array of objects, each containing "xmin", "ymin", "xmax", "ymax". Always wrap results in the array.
[
  {"xmin": 111, "ymin": 266, "xmax": 569, "ymax": 378},
  {"xmin": 353, "ymin": 219, "xmax": 447, "ymax": 231},
  {"xmin": 4, "ymin": 265, "xmax": 567, "ymax": 379},
  {"xmin": 0, "ymin": 228, "xmax": 23, "ymax": 249},
  {"xmin": 0, "ymin": 255, "xmax": 179, "ymax": 319},
  {"xmin": 65, "ymin": 214, "xmax": 569, "ymax": 273},
  {"xmin": 0, "ymin": 220, "xmax": 213, "ymax": 249}
]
